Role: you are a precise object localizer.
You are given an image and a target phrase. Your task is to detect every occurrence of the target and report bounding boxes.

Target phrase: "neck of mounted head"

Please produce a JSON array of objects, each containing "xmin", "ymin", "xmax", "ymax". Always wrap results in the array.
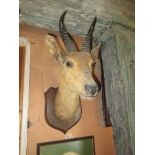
[{"xmin": 54, "ymin": 76, "xmax": 80, "ymax": 122}]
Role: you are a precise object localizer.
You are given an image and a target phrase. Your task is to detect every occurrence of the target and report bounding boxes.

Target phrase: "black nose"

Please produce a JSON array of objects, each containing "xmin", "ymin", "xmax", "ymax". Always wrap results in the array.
[{"xmin": 84, "ymin": 84, "xmax": 98, "ymax": 95}]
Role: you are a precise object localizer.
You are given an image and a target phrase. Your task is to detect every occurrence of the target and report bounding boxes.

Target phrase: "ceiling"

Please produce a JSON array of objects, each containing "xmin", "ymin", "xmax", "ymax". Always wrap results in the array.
[{"xmin": 19, "ymin": 0, "xmax": 134, "ymax": 36}]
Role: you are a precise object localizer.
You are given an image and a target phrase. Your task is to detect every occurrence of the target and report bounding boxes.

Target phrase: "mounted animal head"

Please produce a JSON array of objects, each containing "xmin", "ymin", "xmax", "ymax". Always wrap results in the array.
[{"xmin": 46, "ymin": 11, "xmax": 101, "ymax": 100}]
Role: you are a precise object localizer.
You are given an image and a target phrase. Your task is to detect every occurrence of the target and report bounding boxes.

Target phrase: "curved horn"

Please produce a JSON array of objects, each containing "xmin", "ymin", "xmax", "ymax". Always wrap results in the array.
[
  {"xmin": 59, "ymin": 11, "xmax": 78, "ymax": 52},
  {"xmin": 81, "ymin": 16, "xmax": 97, "ymax": 52}
]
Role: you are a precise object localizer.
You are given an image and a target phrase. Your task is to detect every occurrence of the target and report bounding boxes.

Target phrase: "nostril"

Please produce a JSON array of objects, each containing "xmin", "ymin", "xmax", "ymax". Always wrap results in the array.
[
  {"xmin": 85, "ymin": 84, "xmax": 98, "ymax": 95},
  {"xmin": 91, "ymin": 85, "xmax": 98, "ymax": 95},
  {"xmin": 95, "ymin": 86, "xmax": 98, "ymax": 92},
  {"xmin": 84, "ymin": 85, "xmax": 92, "ymax": 93}
]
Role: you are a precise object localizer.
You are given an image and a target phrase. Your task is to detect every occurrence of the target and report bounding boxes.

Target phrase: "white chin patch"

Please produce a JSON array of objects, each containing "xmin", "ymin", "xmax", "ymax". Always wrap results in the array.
[{"xmin": 80, "ymin": 94, "xmax": 95, "ymax": 100}]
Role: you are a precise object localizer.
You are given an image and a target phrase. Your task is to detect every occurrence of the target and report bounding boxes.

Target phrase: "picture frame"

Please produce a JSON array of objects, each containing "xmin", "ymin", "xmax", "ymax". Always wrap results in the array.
[{"xmin": 37, "ymin": 136, "xmax": 95, "ymax": 155}]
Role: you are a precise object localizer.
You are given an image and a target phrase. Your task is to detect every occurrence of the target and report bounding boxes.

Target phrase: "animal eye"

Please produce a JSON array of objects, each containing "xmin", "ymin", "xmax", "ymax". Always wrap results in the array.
[
  {"xmin": 90, "ymin": 62, "xmax": 96, "ymax": 68},
  {"xmin": 66, "ymin": 61, "xmax": 74, "ymax": 68}
]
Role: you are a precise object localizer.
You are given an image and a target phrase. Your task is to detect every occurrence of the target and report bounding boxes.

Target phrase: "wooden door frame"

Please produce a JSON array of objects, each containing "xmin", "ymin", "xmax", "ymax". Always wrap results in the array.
[{"xmin": 19, "ymin": 36, "xmax": 30, "ymax": 155}]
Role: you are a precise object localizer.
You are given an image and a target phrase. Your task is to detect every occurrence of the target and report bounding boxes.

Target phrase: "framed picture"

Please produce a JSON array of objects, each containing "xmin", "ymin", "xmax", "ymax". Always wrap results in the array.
[{"xmin": 37, "ymin": 136, "xmax": 95, "ymax": 155}]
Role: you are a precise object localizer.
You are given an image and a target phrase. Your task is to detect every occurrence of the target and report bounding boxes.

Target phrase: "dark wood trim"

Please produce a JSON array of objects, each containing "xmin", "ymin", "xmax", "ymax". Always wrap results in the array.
[{"xmin": 99, "ymin": 47, "xmax": 112, "ymax": 127}]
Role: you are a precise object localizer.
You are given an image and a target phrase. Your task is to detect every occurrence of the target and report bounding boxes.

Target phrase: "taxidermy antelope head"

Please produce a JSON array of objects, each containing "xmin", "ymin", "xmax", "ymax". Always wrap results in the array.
[{"xmin": 45, "ymin": 11, "xmax": 101, "ymax": 133}]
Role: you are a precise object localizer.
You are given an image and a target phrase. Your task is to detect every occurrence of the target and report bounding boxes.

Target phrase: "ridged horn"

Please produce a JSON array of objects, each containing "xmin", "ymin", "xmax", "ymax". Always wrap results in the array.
[
  {"xmin": 81, "ymin": 16, "xmax": 97, "ymax": 52},
  {"xmin": 59, "ymin": 11, "xmax": 78, "ymax": 52}
]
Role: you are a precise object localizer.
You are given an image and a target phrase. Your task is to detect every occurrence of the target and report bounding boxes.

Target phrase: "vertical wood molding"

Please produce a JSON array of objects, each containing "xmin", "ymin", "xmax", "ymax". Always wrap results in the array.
[{"xmin": 19, "ymin": 37, "xmax": 31, "ymax": 155}]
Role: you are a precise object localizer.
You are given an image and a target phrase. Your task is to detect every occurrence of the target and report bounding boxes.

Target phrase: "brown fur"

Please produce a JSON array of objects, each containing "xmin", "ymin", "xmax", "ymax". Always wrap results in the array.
[{"xmin": 45, "ymin": 35, "xmax": 100, "ymax": 122}]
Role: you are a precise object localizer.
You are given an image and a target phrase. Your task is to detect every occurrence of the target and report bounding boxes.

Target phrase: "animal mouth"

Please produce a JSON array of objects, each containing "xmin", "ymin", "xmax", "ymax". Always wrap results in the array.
[{"xmin": 80, "ymin": 94, "xmax": 96, "ymax": 100}]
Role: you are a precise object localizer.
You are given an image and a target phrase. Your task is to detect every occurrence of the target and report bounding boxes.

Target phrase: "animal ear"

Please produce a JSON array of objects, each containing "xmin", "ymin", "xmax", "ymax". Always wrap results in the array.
[
  {"xmin": 91, "ymin": 43, "xmax": 101, "ymax": 62},
  {"xmin": 45, "ymin": 34, "xmax": 65, "ymax": 62}
]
